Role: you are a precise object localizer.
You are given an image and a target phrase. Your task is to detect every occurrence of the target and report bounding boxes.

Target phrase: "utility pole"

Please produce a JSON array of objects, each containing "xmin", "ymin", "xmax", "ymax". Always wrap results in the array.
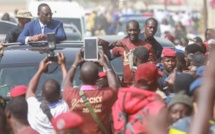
[{"xmin": 203, "ymin": 0, "xmax": 208, "ymax": 31}]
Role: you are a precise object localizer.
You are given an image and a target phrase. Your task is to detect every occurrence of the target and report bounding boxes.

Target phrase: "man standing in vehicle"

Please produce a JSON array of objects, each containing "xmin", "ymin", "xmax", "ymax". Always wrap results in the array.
[
  {"xmin": 5, "ymin": 10, "xmax": 32, "ymax": 43},
  {"xmin": 18, "ymin": 3, "xmax": 67, "ymax": 44},
  {"xmin": 139, "ymin": 18, "xmax": 163, "ymax": 59}
]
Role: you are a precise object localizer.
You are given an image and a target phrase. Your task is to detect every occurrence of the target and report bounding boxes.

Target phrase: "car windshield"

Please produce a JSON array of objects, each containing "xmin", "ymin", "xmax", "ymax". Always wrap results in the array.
[{"xmin": 0, "ymin": 63, "xmax": 81, "ymax": 100}]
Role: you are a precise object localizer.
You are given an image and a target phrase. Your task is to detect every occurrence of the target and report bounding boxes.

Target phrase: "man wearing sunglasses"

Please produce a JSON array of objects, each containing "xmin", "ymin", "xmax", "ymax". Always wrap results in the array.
[{"xmin": 18, "ymin": 3, "xmax": 67, "ymax": 44}]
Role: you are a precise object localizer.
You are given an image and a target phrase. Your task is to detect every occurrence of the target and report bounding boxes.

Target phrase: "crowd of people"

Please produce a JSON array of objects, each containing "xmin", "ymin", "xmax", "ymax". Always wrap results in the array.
[
  {"xmin": 0, "ymin": 2, "xmax": 215, "ymax": 134},
  {"xmin": 85, "ymin": 3, "xmax": 201, "ymax": 39}
]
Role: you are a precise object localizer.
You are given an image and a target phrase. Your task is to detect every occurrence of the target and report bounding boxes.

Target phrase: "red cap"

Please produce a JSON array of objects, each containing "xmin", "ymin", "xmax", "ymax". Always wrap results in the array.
[
  {"xmin": 135, "ymin": 62, "xmax": 162, "ymax": 83},
  {"xmin": 10, "ymin": 85, "xmax": 27, "ymax": 98},
  {"xmin": 52, "ymin": 111, "xmax": 83, "ymax": 130},
  {"xmin": 161, "ymin": 48, "xmax": 176, "ymax": 58},
  {"xmin": 98, "ymin": 72, "xmax": 107, "ymax": 78}
]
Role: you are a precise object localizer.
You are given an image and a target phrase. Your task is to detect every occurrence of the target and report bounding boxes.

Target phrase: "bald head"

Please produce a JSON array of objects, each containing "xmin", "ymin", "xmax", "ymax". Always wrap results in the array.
[
  {"xmin": 80, "ymin": 62, "xmax": 99, "ymax": 85},
  {"xmin": 42, "ymin": 79, "xmax": 60, "ymax": 103},
  {"xmin": 126, "ymin": 20, "xmax": 139, "ymax": 30}
]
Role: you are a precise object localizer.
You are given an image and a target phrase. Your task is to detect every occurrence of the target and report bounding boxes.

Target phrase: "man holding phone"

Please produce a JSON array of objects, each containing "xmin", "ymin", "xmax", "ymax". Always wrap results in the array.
[
  {"xmin": 63, "ymin": 50, "xmax": 118, "ymax": 134},
  {"xmin": 104, "ymin": 20, "xmax": 157, "ymax": 87}
]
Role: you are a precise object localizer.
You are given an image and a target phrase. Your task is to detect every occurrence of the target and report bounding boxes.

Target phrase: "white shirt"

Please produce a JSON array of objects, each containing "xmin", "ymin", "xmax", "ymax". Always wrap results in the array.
[
  {"xmin": 27, "ymin": 97, "xmax": 69, "ymax": 134},
  {"xmin": 39, "ymin": 21, "xmax": 47, "ymax": 34}
]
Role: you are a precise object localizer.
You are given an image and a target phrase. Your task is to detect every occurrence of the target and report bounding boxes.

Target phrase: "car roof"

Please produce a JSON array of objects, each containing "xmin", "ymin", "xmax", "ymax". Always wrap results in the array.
[
  {"xmin": 0, "ymin": 43, "xmax": 83, "ymax": 65},
  {"xmin": 154, "ymin": 37, "xmax": 175, "ymax": 49},
  {"xmin": 0, "ymin": 35, "xmax": 175, "ymax": 65}
]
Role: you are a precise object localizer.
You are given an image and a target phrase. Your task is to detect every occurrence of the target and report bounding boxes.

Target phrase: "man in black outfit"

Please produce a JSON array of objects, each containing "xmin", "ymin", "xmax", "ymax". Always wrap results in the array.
[
  {"xmin": 5, "ymin": 10, "xmax": 32, "ymax": 43},
  {"xmin": 139, "ymin": 18, "xmax": 163, "ymax": 59}
]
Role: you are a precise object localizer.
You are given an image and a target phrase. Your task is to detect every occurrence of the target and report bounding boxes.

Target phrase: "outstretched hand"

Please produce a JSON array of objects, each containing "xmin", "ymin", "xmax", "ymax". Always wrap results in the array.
[
  {"xmin": 38, "ymin": 34, "xmax": 47, "ymax": 40},
  {"xmin": 57, "ymin": 53, "xmax": 66, "ymax": 66},
  {"xmin": 29, "ymin": 34, "xmax": 47, "ymax": 42},
  {"xmin": 39, "ymin": 57, "xmax": 52, "ymax": 73},
  {"xmin": 109, "ymin": 41, "xmax": 125, "ymax": 48}
]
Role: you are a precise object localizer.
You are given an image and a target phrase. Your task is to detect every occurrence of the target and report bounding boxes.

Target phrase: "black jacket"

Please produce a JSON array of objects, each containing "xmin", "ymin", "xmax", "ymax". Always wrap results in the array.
[{"xmin": 5, "ymin": 24, "xmax": 23, "ymax": 43}]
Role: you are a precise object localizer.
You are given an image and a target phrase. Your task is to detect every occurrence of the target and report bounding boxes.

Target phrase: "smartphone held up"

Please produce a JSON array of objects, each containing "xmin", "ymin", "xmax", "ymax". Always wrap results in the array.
[{"xmin": 83, "ymin": 37, "xmax": 99, "ymax": 61}]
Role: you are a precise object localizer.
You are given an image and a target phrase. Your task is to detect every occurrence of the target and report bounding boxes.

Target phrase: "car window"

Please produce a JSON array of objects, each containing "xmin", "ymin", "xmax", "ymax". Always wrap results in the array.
[
  {"xmin": 0, "ymin": 63, "xmax": 81, "ymax": 99},
  {"xmin": 0, "ymin": 21, "xmax": 16, "ymax": 41},
  {"xmin": 0, "ymin": 22, "xmax": 16, "ymax": 34}
]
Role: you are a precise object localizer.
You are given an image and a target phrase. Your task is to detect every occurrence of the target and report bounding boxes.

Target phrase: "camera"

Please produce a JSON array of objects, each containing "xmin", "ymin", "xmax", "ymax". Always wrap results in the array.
[
  {"xmin": 47, "ymin": 33, "xmax": 58, "ymax": 62},
  {"xmin": 47, "ymin": 51, "xmax": 58, "ymax": 62}
]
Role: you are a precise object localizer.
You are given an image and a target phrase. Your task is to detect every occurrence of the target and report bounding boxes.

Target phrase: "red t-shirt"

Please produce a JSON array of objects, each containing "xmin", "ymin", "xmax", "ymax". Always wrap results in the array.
[
  {"xmin": 112, "ymin": 38, "xmax": 156, "ymax": 86},
  {"xmin": 63, "ymin": 85, "xmax": 117, "ymax": 134},
  {"xmin": 16, "ymin": 126, "xmax": 39, "ymax": 134}
]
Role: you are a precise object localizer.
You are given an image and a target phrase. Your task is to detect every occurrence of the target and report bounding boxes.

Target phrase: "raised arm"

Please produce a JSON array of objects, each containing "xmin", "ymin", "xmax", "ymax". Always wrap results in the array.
[
  {"xmin": 98, "ymin": 38, "xmax": 112, "ymax": 60},
  {"xmin": 26, "ymin": 57, "xmax": 52, "ymax": 99},
  {"xmin": 56, "ymin": 53, "xmax": 67, "ymax": 81},
  {"xmin": 96, "ymin": 51, "xmax": 118, "ymax": 90},
  {"xmin": 99, "ymin": 38, "xmax": 126, "ymax": 60},
  {"xmin": 63, "ymin": 49, "xmax": 84, "ymax": 88},
  {"xmin": 189, "ymin": 48, "xmax": 215, "ymax": 134}
]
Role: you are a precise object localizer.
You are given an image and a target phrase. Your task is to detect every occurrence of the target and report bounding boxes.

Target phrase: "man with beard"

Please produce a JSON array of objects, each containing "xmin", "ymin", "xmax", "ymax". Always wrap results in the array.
[
  {"xmin": 139, "ymin": 18, "xmax": 163, "ymax": 59},
  {"xmin": 110, "ymin": 20, "xmax": 156, "ymax": 86},
  {"xmin": 18, "ymin": 3, "xmax": 67, "ymax": 44},
  {"xmin": 158, "ymin": 48, "xmax": 177, "ymax": 95}
]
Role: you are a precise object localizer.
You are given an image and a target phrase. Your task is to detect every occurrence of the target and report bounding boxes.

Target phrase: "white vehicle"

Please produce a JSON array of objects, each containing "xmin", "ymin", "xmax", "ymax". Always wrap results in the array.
[{"xmin": 28, "ymin": 0, "xmax": 86, "ymax": 41}]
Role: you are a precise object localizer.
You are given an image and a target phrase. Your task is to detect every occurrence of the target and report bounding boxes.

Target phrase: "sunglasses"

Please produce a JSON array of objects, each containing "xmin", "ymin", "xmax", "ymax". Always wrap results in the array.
[{"xmin": 41, "ymin": 12, "xmax": 53, "ymax": 17}]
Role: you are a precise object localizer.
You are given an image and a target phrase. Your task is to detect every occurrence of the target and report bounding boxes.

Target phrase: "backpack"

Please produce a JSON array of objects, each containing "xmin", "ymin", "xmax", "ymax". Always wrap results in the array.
[{"xmin": 113, "ymin": 93, "xmax": 164, "ymax": 134}]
